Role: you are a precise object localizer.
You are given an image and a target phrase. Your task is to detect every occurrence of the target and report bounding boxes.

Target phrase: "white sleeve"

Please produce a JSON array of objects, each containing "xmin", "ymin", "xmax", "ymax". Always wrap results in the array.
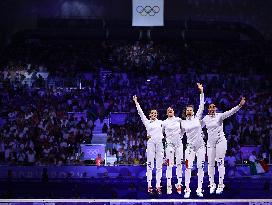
[
  {"xmin": 180, "ymin": 120, "xmax": 185, "ymax": 136},
  {"xmin": 180, "ymin": 127, "xmax": 185, "ymax": 137},
  {"xmin": 220, "ymin": 105, "xmax": 240, "ymax": 121},
  {"xmin": 135, "ymin": 102, "xmax": 149, "ymax": 127},
  {"xmin": 201, "ymin": 116, "xmax": 206, "ymax": 128},
  {"xmin": 196, "ymin": 92, "xmax": 205, "ymax": 119}
]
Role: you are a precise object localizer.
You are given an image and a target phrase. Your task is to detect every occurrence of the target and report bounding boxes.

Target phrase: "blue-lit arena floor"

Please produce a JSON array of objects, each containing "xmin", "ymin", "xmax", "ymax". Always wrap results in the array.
[{"xmin": 0, "ymin": 175, "xmax": 271, "ymax": 199}]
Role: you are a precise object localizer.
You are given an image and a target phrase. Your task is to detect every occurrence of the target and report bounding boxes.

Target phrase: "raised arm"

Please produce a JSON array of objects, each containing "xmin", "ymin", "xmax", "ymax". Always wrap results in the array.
[
  {"xmin": 221, "ymin": 97, "xmax": 245, "ymax": 120},
  {"xmin": 133, "ymin": 95, "xmax": 149, "ymax": 127},
  {"xmin": 200, "ymin": 117, "xmax": 206, "ymax": 128},
  {"xmin": 195, "ymin": 83, "xmax": 205, "ymax": 119}
]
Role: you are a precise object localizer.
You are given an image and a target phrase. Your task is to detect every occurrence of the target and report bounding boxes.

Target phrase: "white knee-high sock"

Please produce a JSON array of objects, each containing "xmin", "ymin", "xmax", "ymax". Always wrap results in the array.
[
  {"xmin": 185, "ymin": 168, "xmax": 191, "ymax": 190},
  {"xmin": 197, "ymin": 168, "xmax": 204, "ymax": 190}
]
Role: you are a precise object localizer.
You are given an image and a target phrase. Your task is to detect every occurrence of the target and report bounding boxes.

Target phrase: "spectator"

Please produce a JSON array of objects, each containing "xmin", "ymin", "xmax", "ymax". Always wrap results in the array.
[
  {"xmin": 249, "ymin": 151, "xmax": 257, "ymax": 175},
  {"xmin": 95, "ymin": 154, "xmax": 103, "ymax": 166},
  {"xmin": 0, "ymin": 39, "xmax": 271, "ymax": 166},
  {"xmin": 226, "ymin": 151, "xmax": 237, "ymax": 177}
]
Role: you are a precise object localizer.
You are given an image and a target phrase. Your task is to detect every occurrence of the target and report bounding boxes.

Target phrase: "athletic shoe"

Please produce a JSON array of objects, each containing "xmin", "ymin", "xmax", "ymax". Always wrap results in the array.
[
  {"xmin": 147, "ymin": 187, "xmax": 154, "ymax": 195},
  {"xmin": 167, "ymin": 185, "xmax": 172, "ymax": 194},
  {"xmin": 175, "ymin": 184, "xmax": 182, "ymax": 194},
  {"xmin": 184, "ymin": 188, "xmax": 191, "ymax": 198},
  {"xmin": 208, "ymin": 183, "xmax": 216, "ymax": 194},
  {"xmin": 216, "ymin": 184, "xmax": 225, "ymax": 195},
  {"xmin": 196, "ymin": 188, "xmax": 204, "ymax": 197},
  {"xmin": 156, "ymin": 186, "xmax": 162, "ymax": 195}
]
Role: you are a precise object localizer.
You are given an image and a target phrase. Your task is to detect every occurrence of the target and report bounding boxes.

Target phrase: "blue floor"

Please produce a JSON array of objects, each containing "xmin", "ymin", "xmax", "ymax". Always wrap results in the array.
[{"xmin": 0, "ymin": 175, "xmax": 271, "ymax": 199}]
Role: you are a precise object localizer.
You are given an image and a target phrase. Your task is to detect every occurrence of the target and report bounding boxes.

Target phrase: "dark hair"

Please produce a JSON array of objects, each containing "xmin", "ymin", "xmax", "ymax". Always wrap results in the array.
[
  {"xmin": 186, "ymin": 105, "xmax": 194, "ymax": 109},
  {"xmin": 208, "ymin": 103, "xmax": 216, "ymax": 108},
  {"xmin": 167, "ymin": 106, "xmax": 175, "ymax": 110},
  {"xmin": 182, "ymin": 105, "xmax": 194, "ymax": 119},
  {"xmin": 166, "ymin": 106, "xmax": 175, "ymax": 115}
]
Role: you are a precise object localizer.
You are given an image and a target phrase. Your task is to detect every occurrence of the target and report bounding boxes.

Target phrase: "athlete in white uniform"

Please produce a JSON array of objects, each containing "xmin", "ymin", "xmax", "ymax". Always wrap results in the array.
[
  {"xmin": 162, "ymin": 107, "xmax": 184, "ymax": 194},
  {"xmin": 202, "ymin": 97, "xmax": 245, "ymax": 194},
  {"xmin": 133, "ymin": 95, "xmax": 164, "ymax": 195},
  {"xmin": 181, "ymin": 83, "xmax": 205, "ymax": 198}
]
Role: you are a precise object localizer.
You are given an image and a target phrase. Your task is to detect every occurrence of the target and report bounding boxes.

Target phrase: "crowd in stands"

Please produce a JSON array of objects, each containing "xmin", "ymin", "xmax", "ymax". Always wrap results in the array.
[
  {"xmin": 0, "ymin": 83, "xmax": 94, "ymax": 165},
  {"xmin": 0, "ymin": 39, "xmax": 271, "ymax": 166}
]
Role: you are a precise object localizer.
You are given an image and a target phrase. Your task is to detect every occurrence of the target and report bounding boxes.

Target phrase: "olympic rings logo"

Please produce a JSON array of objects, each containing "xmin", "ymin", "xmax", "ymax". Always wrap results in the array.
[
  {"xmin": 136, "ymin": 5, "xmax": 160, "ymax": 16},
  {"xmin": 86, "ymin": 149, "xmax": 100, "ymax": 156}
]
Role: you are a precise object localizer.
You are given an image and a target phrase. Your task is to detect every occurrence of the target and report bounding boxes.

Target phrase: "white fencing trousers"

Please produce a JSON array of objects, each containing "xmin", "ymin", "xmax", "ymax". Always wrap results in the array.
[
  {"xmin": 207, "ymin": 138, "xmax": 227, "ymax": 185},
  {"xmin": 165, "ymin": 143, "xmax": 183, "ymax": 186},
  {"xmin": 146, "ymin": 139, "xmax": 164, "ymax": 188},
  {"xmin": 185, "ymin": 144, "xmax": 205, "ymax": 190}
]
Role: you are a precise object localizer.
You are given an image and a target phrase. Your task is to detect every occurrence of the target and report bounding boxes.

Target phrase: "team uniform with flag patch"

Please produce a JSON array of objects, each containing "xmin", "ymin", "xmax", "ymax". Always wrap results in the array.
[
  {"xmin": 202, "ymin": 105, "xmax": 241, "ymax": 194},
  {"xmin": 181, "ymin": 92, "xmax": 205, "ymax": 198},
  {"xmin": 135, "ymin": 102, "xmax": 164, "ymax": 191},
  {"xmin": 163, "ymin": 116, "xmax": 184, "ymax": 194}
]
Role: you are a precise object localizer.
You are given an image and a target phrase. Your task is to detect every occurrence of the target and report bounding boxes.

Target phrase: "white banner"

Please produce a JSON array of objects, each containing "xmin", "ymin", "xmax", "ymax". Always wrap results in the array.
[{"xmin": 132, "ymin": 0, "xmax": 164, "ymax": 26}]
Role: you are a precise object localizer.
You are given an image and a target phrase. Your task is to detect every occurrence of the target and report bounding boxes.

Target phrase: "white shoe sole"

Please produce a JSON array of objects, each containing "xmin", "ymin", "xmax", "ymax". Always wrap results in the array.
[
  {"xmin": 210, "ymin": 189, "xmax": 216, "ymax": 194},
  {"xmin": 184, "ymin": 192, "xmax": 191, "ymax": 198},
  {"xmin": 196, "ymin": 190, "xmax": 203, "ymax": 197}
]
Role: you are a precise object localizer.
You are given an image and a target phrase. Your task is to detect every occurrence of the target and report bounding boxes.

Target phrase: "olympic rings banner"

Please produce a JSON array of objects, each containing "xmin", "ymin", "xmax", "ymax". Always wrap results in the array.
[
  {"xmin": 80, "ymin": 144, "xmax": 105, "ymax": 160},
  {"xmin": 132, "ymin": 0, "xmax": 164, "ymax": 26}
]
